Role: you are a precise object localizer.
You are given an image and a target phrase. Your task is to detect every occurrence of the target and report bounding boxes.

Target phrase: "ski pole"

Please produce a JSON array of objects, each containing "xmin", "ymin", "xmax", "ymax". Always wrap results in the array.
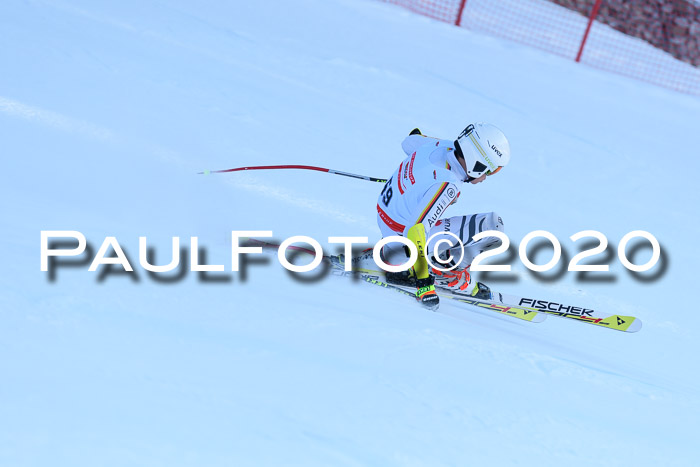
[{"xmin": 198, "ymin": 164, "xmax": 387, "ymax": 183}]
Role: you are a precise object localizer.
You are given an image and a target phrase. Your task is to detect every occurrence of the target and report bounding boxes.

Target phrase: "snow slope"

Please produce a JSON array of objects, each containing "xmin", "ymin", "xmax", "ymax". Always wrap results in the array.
[{"xmin": 1, "ymin": 0, "xmax": 699, "ymax": 465}]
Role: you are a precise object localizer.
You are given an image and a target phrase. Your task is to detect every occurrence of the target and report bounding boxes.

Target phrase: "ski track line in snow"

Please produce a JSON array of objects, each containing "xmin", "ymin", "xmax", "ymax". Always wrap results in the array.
[
  {"xmin": 0, "ymin": 96, "xmax": 115, "ymax": 141},
  {"xmin": 225, "ymin": 174, "xmax": 377, "ymax": 230},
  {"xmin": 35, "ymin": 0, "xmax": 323, "ymax": 94},
  {"xmin": 0, "ymin": 95, "xmax": 194, "ymax": 172},
  {"xmin": 36, "ymin": 0, "xmax": 416, "ymax": 125}
]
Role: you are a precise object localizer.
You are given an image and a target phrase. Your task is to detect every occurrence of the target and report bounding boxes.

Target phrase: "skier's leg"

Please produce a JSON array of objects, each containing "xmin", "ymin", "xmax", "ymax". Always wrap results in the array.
[
  {"xmin": 406, "ymin": 223, "xmax": 439, "ymax": 310},
  {"xmin": 377, "ymin": 221, "xmax": 439, "ymax": 310},
  {"xmin": 375, "ymin": 213, "xmax": 414, "ymax": 273},
  {"xmin": 426, "ymin": 212, "xmax": 504, "ymax": 294},
  {"xmin": 428, "ymin": 212, "xmax": 504, "ymax": 268}
]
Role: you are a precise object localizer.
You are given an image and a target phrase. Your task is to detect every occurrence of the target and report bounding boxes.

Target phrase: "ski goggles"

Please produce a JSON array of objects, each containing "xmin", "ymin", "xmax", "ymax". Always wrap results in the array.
[
  {"xmin": 462, "ymin": 154, "xmax": 503, "ymax": 177},
  {"xmin": 470, "ymin": 159, "xmax": 502, "ymax": 176}
]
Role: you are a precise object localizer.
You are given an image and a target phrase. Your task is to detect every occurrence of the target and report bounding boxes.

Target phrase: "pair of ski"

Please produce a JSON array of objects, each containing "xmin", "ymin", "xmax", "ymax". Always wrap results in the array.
[
  {"xmin": 330, "ymin": 265, "xmax": 545, "ymax": 324},
  {"xmin": 328, "ymin": 256, "xmax": 641, "ymax": 333},
  {"xmin": 244, "ymin": 238, "xmax": 641, "ymax": 333}
]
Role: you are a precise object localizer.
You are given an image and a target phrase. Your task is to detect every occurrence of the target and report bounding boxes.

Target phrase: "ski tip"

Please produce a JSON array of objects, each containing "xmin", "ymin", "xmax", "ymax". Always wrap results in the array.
[
  {"xmin": 625, "ymin": 318, "xmax": 643, "ymax": 333},
  {"xmin": 599, "ymin": 315, "xmax": 642, "ymax": 333},
  {"xmin": 529, "ymin": 312, "xmax": 547, "ymax": 323}
]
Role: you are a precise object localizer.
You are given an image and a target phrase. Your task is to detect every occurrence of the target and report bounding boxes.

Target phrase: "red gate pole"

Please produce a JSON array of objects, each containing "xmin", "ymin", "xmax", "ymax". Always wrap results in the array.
[
  {"xmin": 576, "ymin": 0, "xmax": 603, "ymax": 62},
  {"xmin": 455, "ymin": 0, "xmax": 468, "ymax": 26}
]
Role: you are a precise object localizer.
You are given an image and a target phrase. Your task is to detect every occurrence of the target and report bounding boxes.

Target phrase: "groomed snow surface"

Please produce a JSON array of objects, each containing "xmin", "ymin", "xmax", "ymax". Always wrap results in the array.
[{"xmin": 2, "ymin": 0, "xmax": 699, "ymax": 465}]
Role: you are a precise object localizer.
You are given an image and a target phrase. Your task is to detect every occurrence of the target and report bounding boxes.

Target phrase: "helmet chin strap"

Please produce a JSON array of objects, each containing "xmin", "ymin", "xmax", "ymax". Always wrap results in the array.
[{"xmin": 448, "ymin": 144, "xmax": 469, "ymax": 182}]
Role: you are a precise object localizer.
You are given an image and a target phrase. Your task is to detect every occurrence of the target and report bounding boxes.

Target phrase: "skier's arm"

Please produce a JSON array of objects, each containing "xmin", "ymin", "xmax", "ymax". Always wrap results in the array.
[
  {"xmin": 401, "ymin": 134, "xmax": 456, "ymax": 157},
  {"xmin": 402, "ymin": 134, "xmax": 437, "ymax": 156}
]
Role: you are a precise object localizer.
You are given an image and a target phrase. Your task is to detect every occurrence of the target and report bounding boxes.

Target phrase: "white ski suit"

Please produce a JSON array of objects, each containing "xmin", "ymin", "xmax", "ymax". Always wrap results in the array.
[{"xmin": 376, "ymin": 133, "xmax": 504, "ymax": 267}]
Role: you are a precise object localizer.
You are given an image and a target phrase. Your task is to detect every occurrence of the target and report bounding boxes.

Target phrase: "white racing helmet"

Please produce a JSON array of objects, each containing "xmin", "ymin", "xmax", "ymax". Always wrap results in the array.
[{"xmin": 454, "ymin": 123, "xmax": 511, "ymax": 178}]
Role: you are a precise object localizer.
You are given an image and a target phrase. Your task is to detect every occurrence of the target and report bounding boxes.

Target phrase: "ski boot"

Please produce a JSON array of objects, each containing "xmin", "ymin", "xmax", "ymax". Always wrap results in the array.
[
  {"xmin": 385, "ymin": 267, "xmax": 417, "ymax": 287},
  {"xmin": 432, "ymin": 264, "xmax": 493, "ymax": 300},
  {"xmin": 385, "ymin": 268, "xmax": 439, "ymax": 310},
  {"xmin": 470, "ymin": 281, "xmax": 493, "ymax": 300},
  {"xmin": 415, "ymin": 275, "xmax": 439, "ymax": 310},
  {"xmin": 432, "ymin": 266, "xmax": 472, "ymax": 292}
]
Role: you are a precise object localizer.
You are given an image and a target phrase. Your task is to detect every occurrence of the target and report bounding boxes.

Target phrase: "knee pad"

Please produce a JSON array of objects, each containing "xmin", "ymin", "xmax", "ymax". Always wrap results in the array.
[{"xmin": 429, "ymin": 212, "xmax": 505, "ymax": 269}]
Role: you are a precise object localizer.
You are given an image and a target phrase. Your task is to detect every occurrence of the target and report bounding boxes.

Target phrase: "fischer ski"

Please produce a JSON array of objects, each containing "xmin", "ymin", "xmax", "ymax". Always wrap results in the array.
[
  {"xmin": 447, "ymin": 288, "xmax": 640, "ymax": 332},
  {"xmin": 242, "ymin": 238, "xmax": 641, "ymax": 332},
  {"xmin": 335, "ymin": 252, "xmax": 641, "ymax": 333},
  {"xmin": 243, "ymin": 238, "xmax": 543, "ymax": 323},
  {"xmin": 331, "ymin": 267, "xmax": 545, "ymax": 323}
]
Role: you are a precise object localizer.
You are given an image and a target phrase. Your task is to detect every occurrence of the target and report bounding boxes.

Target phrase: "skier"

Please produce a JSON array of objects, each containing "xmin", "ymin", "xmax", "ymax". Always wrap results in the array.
[{"xmin": 376, "ymin": 124, "xmax": 511, "ymax": 310}]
